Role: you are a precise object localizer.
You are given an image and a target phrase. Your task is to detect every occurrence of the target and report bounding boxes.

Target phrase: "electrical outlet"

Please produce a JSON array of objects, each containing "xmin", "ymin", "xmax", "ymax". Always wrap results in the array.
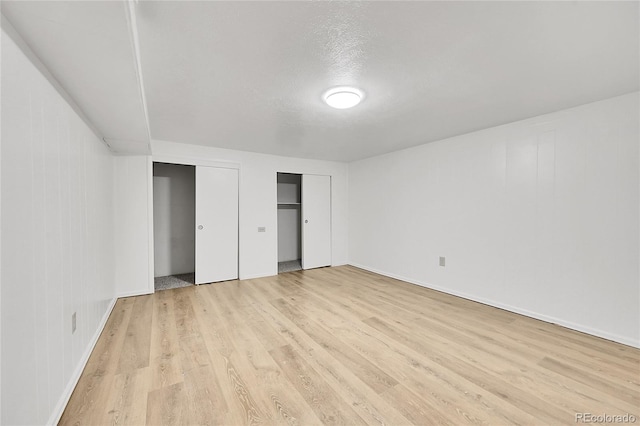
[
  {"xmin": 439, "ymin": 256, "xmax": 446, "ymax": 267},
  {"xmin": 72, "ymin": 312, "xmax": 77, "ymax": 334},
  {"xmin": 258, "ymin": 226, "xmax": 266, "ymax": 232}
]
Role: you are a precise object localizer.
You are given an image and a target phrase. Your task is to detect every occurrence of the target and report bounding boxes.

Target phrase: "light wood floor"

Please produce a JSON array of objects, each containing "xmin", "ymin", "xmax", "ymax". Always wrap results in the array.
[{"xmin": 60, "ymin": 266, "xmax": 640, "ymax": 425}]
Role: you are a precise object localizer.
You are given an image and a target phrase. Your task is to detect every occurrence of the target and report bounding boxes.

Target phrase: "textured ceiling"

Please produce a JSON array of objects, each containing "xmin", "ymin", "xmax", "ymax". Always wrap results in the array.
[{"xmin": 3, "ymin": 1, "xmax": 639, "ymax": 161}]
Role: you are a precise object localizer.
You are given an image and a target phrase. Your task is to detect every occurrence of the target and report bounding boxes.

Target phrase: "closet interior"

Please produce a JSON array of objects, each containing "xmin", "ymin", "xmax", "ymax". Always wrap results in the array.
[
  {"xmin": 153, "ymin": 162, "xmax": 196, "ymax": 290},
  {"xmin": 277, "ymin": 173, "xmax": 302, "ymax": 273}
]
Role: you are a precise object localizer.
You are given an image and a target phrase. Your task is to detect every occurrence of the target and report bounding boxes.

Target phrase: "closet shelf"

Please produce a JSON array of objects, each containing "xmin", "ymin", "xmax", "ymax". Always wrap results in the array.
[{"xmin": 278, "ymin": 202, "xmax": 301, "ymax": 206}]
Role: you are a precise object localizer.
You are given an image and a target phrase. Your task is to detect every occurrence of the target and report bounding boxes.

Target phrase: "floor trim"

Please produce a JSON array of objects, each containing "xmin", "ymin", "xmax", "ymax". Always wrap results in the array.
[
  {"xmin": 349, "ymin": 262, "xmax": 639, "ymax": 349},
  {"xmin": 47, "ymin": 296, "xmax": 118, "ymax": 425},
  {"xmin": 118, "ymin": 289, "xmax": 154, "ymax": 298}
]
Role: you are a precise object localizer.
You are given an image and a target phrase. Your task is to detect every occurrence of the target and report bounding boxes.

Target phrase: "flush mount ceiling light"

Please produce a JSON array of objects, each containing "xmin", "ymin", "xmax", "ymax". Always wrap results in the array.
[{"xmin": 323, "ymin": 87, "xmax": 363, "ymax": 109}]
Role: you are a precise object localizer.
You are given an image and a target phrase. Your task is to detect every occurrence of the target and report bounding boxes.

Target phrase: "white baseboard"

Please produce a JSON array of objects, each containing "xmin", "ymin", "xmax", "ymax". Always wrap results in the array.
[
  {"xmin": 239, "ymin": 272, "xmax": 274, "ymax": 280},
  {"xmin": 118, "ymin": 289, "xmax": 153, "ymax": 298},
  {"xmin": 349, "ymin": 262, "xmax": 640, "ymax": 349},
  {"xmin": 47, "ymin": 296, "xmax": 118, "ymax": 425},
  {"xmin": 237, "ymin": 260, "xmax": 348, "ymax": 281}
]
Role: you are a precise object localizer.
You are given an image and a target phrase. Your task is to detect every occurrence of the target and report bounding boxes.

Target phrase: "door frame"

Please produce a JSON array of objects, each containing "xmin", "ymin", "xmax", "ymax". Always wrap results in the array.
[{"xmin": 149, "ymin": 154, "xmax": 240, "ymax": 293}]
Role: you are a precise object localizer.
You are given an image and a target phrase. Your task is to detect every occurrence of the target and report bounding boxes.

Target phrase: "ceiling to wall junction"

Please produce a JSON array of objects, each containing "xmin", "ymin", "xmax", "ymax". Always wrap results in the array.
[{"xmin": 3, "ymin": 1, "xmax": 638, "ymax": 160}]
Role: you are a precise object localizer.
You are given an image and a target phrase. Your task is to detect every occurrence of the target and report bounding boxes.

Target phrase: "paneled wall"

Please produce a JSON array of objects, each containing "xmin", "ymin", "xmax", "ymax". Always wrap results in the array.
[
  {"xmin": 349, "ymin": 92, "xmax": 639, "ymax": 347},
  {"xmin": 1, "ymin": 27, "xmax": 116, "ymax": 425}
]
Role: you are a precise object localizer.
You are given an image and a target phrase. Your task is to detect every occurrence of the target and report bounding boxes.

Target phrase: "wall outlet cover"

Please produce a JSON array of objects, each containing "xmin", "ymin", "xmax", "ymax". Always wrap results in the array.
[{"xmin": 439, "ymin": 256, "xmax": 446, "ymax": 267}]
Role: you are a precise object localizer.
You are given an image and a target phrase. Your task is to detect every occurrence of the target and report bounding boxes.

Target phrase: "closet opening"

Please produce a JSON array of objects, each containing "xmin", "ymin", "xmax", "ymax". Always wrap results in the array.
[
  {"xmin": 277, "ymin": 173, "xmax": 302, "ymax": 273},
  {"xmin": 153, "ymin": 162, "xmax": 196, "ymax": 291}
]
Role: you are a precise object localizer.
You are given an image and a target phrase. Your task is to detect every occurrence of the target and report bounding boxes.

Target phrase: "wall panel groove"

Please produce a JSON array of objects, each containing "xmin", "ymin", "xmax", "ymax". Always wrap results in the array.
[
  {"xmin": 1, "ymin": 27, "xmax": 116, "ymax": 425},
  {"xmin": 349, "ymin": 92, "xmax": 639, "ymax": 347}
]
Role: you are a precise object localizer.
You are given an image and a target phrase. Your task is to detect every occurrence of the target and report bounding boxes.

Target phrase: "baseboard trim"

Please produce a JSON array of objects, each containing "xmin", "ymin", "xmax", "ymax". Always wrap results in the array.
[
  {"xmin": 118, "ymin": 289, "xmax": 153, "ymax": 298},
  {"xmin": 349, "ymin": 262, "xmax": 640, "ymax": 349},
  {"xmin": 240, "ymin": 272, "xmax": 275, "ymax": 280},
  {"xmin": 47, "ymin": 296, "xmax": 118, "ymax": 425}
]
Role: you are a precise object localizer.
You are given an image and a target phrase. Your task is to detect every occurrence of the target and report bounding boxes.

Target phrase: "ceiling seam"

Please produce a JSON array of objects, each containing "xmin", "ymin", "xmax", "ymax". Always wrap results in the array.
[{"xmin": 123, "ymin": 0, "xmax": 152, "ymax": 155}]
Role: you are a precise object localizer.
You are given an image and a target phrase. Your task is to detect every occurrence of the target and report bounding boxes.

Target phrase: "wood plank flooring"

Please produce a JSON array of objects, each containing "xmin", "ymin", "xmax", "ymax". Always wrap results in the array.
[{"xmin": 60, "ymin": 266, "xmax": 640, "ymax": 425}]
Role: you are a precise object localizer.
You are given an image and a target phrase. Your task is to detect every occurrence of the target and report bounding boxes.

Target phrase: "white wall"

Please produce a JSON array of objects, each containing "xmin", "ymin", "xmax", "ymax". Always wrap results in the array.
[
  {"xmin": 278, "ymin": 207, "xmax": 301, "ymax": 262},
  {"xmin": 151, "ymin": 140, "xmax": 349, "ymax": 280},
  {"xmin": 114, "ymin": 155, "xmax": 153, "ymax": 297},
  {"xmin": 153, "ymin": 163, "xmax": 195, "ymax": 277},
  {"xmin": 113, "ymin": 145, "xmax": 348, "ymax": 296},
  {"xmin": 1, "ymin": 26, "xmax": 116, "ymax": 425},
  {"xmin": 277, "ymin": 176, "xmax": 302, "ymax": 262},
  {"xmin": 349, "ymin": 92, "xmax": 640, "ymax": 347}
]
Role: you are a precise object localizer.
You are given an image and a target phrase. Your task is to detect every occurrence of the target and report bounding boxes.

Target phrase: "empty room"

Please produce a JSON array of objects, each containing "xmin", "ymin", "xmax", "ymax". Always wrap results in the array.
[{"xmin": 1, "ymin": 1, "xmax": 638, "ymax": 425}]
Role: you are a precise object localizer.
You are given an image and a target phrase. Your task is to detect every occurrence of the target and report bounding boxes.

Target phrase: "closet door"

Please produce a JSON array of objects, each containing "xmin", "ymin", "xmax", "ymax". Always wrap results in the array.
[
  {"xmin": 302, "ymin": 174, "xmax": 331, "ymax": 269},
  {"xmin": 195, "ymin": 166, "xmax": 238, "ymax": 284}
]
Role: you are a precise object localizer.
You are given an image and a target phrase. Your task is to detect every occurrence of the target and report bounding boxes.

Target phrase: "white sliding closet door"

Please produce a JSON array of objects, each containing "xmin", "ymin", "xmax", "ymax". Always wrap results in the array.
[
  {"xmin": 195, "ymin": 166, "xmax": 238, "ymax": 284},
  {"xmin": 302, "ymin": 174, "xmax": 331, "ymax": 269}
]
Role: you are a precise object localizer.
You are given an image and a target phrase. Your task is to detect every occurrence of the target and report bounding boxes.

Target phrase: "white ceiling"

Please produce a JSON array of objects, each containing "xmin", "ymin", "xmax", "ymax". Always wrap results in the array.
[
  {"xmin": 2, "ymin": 0, "xmax": 150, "ymax": 153},
  {"xmin": 3, "ymin": 1, "xmax": 639, "ymax": 161}
]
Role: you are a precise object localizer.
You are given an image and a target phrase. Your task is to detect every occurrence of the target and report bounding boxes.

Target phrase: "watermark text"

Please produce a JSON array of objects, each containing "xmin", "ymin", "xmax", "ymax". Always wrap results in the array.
[{"xmin": 576, "ymin": 413, "xmax": 637, "ymax": 424}]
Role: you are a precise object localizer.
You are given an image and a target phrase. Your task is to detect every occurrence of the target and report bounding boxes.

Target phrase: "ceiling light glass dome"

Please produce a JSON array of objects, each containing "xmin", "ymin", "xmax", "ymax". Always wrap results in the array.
[{"xmin": 323, "ymin": 87, "xmax": 363, "ymax": 109}]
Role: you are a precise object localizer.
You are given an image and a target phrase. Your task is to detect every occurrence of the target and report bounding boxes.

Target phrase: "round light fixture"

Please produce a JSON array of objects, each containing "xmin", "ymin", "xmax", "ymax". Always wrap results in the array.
[{"xmin": 323, "ymin": 87, "xmax": 363, "ymax": 109}]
